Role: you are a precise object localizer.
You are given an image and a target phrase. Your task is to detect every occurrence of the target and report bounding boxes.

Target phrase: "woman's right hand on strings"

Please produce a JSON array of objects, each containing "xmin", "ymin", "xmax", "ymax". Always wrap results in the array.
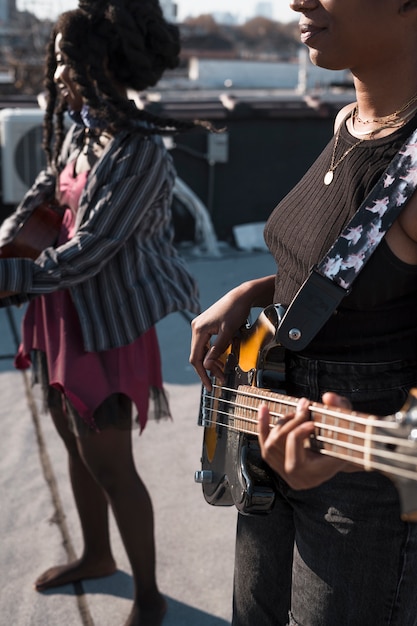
[{"xmin": 189, "ymin": 276, "xmax": 276, "ymax": 390}]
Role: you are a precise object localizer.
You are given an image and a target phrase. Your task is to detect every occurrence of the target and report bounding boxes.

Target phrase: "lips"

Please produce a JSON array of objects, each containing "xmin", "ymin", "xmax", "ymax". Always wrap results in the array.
[{"xmin": 299, "ymin": 22, "xmax": 326, "ymax": 44}]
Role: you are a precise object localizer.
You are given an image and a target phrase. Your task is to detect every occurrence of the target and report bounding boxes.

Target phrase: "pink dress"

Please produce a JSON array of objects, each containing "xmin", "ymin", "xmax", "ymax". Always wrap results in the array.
[{"xmin": 15, "ymin": 160, "xmax": 168, "ymax": 432}]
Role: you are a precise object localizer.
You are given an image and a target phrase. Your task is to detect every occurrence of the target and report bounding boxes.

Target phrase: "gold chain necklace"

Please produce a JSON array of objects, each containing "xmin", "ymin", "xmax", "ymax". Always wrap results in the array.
[
  {"xmin": 351, "ymin": 101, "xmax": 417, "ymax": 136},
  {"xmin": 324, "ymin": 96, "xmax": 417, "ymax": 185},
  {"xmin": 324, "ymin": 121, "xmax": 369, "ymax": 185},
  {"xmin": 354, "ymin": 92, "xmax": 417, "ymax": 126}
]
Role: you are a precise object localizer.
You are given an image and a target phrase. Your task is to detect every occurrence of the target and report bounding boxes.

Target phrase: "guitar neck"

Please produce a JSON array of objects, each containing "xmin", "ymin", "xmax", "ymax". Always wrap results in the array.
[{"xmin": 226, "ymin": 384, "xmax": 417, "ymax": 482}]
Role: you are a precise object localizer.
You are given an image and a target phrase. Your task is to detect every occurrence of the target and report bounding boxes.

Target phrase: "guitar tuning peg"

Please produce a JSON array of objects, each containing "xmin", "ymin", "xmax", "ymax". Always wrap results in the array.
[
  {"xmin": 195, "ymin": 470, "xmax": 213, "ymax": 484},
  {"xmin": 396, "ymin": 389, "xmax": 417, "ymax": 427},
  {"xmin": 409, "ymin": 429, "xmax": 417, "ymax": 442}
]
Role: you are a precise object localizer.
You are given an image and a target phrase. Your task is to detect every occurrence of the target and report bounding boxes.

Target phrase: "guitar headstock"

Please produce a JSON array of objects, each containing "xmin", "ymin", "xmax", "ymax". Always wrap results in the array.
[{"xmin": 380, "ymin": 389, "xmax": 417, "ymax": 520}]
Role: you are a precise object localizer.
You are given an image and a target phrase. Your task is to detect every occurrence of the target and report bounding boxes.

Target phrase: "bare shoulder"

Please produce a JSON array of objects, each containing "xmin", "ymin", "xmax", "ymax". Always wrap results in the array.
[{"xmin": 333, "ymin": 102, "xmax": 356, "ymax": 134}]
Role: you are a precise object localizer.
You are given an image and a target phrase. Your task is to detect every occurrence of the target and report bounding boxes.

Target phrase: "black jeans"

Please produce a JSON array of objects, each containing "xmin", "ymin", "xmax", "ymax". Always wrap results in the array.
[{"xmin": 232, "ymin": 355, "xmax": 417, "ymax": 626}]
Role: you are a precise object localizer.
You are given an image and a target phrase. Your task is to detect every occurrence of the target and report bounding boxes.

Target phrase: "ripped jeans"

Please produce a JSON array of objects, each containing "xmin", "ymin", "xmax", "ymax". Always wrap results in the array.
[{"xmin": 232, "ymin": 354, "xmax": 417, "ymax": 626}]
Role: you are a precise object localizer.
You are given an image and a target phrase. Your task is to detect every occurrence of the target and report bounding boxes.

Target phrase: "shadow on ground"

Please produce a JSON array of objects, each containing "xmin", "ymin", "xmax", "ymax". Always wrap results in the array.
[{"xmin": 41, "ymin": 570, "xmax": 230, "ymax": 625}]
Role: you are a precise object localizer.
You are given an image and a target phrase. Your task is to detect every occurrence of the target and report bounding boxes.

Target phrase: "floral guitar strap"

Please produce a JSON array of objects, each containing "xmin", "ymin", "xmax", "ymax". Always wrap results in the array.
[{"xmin": 277, "ymin": 127, "xmax": 417, "ymax": 351}]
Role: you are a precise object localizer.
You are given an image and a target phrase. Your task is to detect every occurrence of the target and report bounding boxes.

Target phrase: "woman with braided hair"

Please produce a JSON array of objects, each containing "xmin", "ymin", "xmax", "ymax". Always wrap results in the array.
[
  {"xmin": 42, "ymin": 0, "xmax": 205, "ymax": 165},
  {"xmin": 0, "ymin": 1, "xmax": 204, "ymax": 624}
]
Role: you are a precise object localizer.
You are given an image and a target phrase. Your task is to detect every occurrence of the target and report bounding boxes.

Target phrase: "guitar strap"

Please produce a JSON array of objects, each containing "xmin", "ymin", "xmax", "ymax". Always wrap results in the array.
[{"xmin": 277, "ymin": 126, "xmax": 417, "ymax": 351}]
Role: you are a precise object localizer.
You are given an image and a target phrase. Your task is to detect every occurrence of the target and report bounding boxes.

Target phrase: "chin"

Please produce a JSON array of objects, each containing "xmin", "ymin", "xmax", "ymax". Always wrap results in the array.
[{"xmin": 308, "ymin": 50, "xmax": 348, "ymax": 72}]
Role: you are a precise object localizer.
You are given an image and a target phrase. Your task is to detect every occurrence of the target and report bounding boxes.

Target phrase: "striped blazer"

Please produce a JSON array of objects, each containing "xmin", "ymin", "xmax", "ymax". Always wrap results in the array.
[{"xmin": 0, "ymin": 124, "xmax": 200, "ymax": 351}]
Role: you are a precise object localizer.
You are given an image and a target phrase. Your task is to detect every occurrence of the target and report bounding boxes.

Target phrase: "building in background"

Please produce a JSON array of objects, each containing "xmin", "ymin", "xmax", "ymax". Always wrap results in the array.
[
  {"xmin": 255, "ymin": 2, "xmax": 273, "ymax": 20},
  {"xmin": 0, "ymin": 0, "xmax": 17, "ymax": 23},
  {"xmin": 212, "ymin": 12, "xmax": 239, "ymax": 26}
]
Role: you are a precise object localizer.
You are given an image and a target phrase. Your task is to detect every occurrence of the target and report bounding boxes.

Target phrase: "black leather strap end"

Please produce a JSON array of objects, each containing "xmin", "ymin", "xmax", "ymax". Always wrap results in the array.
[{"xmin": 276, "ymin": 270, "xmax": 348, "ymax": 351}]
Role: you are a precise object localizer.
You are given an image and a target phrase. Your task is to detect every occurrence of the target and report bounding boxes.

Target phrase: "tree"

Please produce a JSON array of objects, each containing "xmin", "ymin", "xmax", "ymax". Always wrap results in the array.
[{"xmin": 238, "ymin": 18, "xmax": 299, "ymax": 57}]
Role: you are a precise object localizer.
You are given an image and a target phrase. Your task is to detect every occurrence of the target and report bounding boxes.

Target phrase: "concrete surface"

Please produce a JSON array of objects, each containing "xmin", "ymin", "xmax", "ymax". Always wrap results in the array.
[{"xmin": 0, "ymin": 245, "xmax": 277, "ymax": 626}]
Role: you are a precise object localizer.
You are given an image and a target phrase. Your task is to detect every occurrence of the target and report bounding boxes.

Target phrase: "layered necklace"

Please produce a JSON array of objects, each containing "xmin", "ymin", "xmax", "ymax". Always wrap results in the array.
[{"xmin": 323, "ymin": 93, "xmax": 417, "ymax": 186}]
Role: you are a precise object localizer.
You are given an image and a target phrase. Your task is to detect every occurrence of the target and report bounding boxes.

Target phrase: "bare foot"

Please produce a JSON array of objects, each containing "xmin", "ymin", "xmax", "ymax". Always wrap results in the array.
[
  {"xmin": 124, "ymin": 595, "xmax": 167, "ymax": 626},
  {"xmin": 34, "ymin": 556, "xmax": 117, "ymax": 591}
]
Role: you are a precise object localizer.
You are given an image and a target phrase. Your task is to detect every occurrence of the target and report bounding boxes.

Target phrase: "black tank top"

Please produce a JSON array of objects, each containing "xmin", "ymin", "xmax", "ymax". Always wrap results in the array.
[{"xmin": 264, "ymin": 113, "xmax": 417, "ymax": 362}]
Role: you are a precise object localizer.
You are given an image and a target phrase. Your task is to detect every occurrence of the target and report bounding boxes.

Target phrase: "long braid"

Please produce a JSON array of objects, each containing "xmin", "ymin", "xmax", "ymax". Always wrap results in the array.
[
  {"xmin": 42, "ymin": 34, "xmax": 58, "ymax": 167},
  {"xmin": 42, "ymin": 0, "xmax": 216, "ymax": 167}
]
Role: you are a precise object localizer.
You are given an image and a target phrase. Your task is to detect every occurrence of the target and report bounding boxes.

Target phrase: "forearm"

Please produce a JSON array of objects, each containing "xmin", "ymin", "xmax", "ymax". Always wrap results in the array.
[{"xmin": 239, "ymin": 274, "xmax": 276, "ymax": 309}]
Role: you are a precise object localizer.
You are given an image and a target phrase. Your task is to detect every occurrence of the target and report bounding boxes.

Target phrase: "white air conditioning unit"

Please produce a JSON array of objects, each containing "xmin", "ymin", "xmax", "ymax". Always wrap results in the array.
[{"xmin": 0, "ymin": 107, "xmax": 45, "ymax": 205}]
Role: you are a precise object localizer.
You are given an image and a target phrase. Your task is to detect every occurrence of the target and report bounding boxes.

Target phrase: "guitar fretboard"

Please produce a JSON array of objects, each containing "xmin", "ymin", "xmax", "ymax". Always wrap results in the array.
[{"xmin": 204, "ymin": 383, "xmax": 417, "ymax": 482}]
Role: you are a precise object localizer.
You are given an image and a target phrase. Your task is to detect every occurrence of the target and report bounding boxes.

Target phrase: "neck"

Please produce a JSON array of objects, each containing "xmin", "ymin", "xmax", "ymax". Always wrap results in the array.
[
  {"xmin": 347, "ymin": 78, "xmax": 417, "ymax": 139},
  {"xmin": 352, "ymin": 67, "xmax": 417, "ymax": 120},
  {"xmin": 348, "ymin": 104, "xmax": 417, "ymax": 139}
]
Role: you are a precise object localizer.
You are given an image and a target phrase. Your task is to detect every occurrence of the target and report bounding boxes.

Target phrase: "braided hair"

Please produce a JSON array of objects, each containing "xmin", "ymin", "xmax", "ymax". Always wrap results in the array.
[{"xmin": 43, "ymin": 0, "xmax": 209, "ymax": 166}]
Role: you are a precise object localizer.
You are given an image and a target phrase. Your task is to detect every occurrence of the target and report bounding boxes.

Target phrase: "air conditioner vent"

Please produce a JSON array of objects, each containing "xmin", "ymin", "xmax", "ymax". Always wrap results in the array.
[{"xmin": 0, "ymin": 107, "xmax": 45, "ymax": 205}]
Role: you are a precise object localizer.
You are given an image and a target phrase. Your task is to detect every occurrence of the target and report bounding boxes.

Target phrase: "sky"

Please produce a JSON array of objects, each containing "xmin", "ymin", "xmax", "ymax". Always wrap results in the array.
[{"xmin": 17, "ymin": 1, "xmax": 297, "ymax": 24}]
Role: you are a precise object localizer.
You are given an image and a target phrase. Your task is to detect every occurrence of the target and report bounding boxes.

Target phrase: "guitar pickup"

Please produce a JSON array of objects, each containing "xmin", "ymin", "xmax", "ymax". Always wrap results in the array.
[
  {"xmin": 198, "ymin": 384, "xmax": 213, "ymax": 428},
  {"xmin": 257, "ymin": 369, "xmax": 286, "ymax": 393}
]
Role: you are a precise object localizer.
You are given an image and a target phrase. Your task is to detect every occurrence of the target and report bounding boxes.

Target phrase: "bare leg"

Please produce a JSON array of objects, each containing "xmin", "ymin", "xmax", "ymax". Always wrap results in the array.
[
  {"xmin": 35, "ymin": 392, "xmax": 117, "ymax": 591},
  {"xmin": 78, "ymin": 427, "xmax": 166, "ymax": 626}
]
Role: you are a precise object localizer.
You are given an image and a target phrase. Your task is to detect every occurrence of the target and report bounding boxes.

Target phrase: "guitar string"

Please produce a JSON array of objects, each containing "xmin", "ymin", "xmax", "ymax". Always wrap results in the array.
[
  {"xmin": 205, "ymin": 391, "xmax": 412, "ymax": 447},
  {"xmin": 203, "ymin": 389, "xmax": 417, "ymax": 459},
  {"xmin": 200, "ymin": 406, "xmax": 417, "ymax": 481},
  {"xmin": 206, "ymin": 384, "xmax": 417, "ymax": 456},
  {"xmin": 209, "ymin": 384, "xmax": 401, "ymax": 429},
  {"xmin": 202, "ymin": 400, "xmax": 414, "ymax": 451}
]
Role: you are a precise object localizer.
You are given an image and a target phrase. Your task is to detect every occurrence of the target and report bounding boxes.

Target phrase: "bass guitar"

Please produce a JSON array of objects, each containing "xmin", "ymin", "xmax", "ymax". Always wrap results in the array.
[
  {"xmin": 194, "ymin": 304, "xmax": 417, "ymax": 522},
  {"xmin": 0, "ymin": 199, "xmax": 65, "ymax": 298}
]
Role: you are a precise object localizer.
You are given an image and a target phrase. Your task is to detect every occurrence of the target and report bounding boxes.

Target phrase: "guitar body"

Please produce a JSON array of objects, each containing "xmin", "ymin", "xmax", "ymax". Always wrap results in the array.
[
  {"xmin": 196, "ymin": 306, "xmax": 417, "ymax": 520},
  {"xmin": 0, "ymin": 200, "xmax": 65, "ymax": 298},
  {"xmin": 195, "ymin": 304, "xmax": 286, "ymax": 515},
  {"xmin": 0, "ymin": 200, "xmax": 65, "ymax": 260}
]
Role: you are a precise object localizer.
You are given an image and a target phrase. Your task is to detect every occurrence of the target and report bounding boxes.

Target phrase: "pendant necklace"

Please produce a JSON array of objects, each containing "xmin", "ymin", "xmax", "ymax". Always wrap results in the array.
[
  {"xmin": 324, "ymin": 92, "xmax": 417, "ymax": 186},
  {"xmin": 324, "ymin": 123, "xmax": 367, "ymax": 185}
]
